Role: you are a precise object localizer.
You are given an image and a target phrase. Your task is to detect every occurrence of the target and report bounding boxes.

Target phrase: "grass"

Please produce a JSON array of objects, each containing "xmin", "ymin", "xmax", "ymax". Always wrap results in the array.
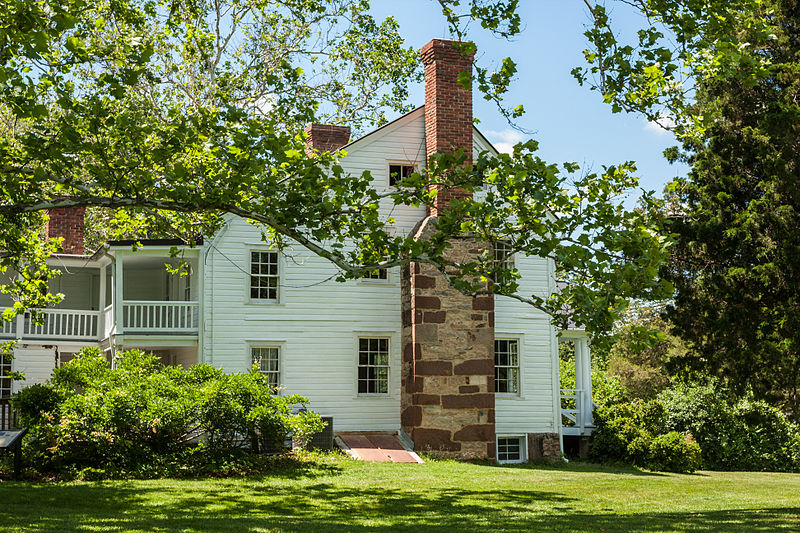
[{"xmin": 2, "ymin": 454, "xmax": 800, "ymax": 532}]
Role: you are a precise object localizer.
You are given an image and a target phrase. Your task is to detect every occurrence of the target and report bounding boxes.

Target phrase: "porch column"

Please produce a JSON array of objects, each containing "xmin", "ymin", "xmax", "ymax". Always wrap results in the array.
[
  {"xmin": 98, "ymin": 263, "xmax": 107, "ymax": 340},
  {"xmin": 14, "ymin": 272, "xmax": 23, "ymax": 339},
  {"xmin": 98, "ymin": 264, "xmax": 107, "ymax": 311},
  {"xmin": 114, "ymin": 254, "xmax": 124, "ymax": 336},
  {"xmin": 575, "ymin": 338, "xmax": 593, "ymax": 429}
]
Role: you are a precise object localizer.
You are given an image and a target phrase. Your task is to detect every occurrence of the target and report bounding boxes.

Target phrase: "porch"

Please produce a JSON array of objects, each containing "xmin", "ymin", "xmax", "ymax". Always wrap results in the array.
[
  {"xmin": 0, "ymin": 251, "xmax": 201, "ymax": 341},
  {"xmin": 114, "ymin": 253, "xmax": 200, "ymax": 336}
]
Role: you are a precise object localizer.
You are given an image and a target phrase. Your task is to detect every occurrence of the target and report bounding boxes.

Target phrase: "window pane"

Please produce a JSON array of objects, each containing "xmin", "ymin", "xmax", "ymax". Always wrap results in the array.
[
  {"xmin": 251, "ymin": 347, "xmax": 279, "ymax": 391},
  {"xmin": 498, "ymin": 437, "xmax": 521, "ymax": 462},
  {"xmin": 494, "ymin": 339, "xmax": 520, "ymax": 394},
  {"xmin": 358, "ymin": 337, "xmax": 389, "ymax": 395},
  {"xmin": 250, "ymin": 251, "xmax": 279, "ymax": 300}
]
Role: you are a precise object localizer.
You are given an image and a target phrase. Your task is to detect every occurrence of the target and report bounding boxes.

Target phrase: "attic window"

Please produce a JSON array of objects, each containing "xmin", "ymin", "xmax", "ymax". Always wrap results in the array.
[
  {"xmin": 389, "ymin": 164, "xmax": 414, "ymax": 186},
  {"xmin": 361, "ymin": 269, "xmax": 388, "ymax": 280}
]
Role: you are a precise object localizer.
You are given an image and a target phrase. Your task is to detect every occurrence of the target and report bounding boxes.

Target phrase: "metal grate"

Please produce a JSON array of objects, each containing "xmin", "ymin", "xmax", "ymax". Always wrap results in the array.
[{"xmin": 308, "ymin": 417, "xmax": 334, "ymax": 450}]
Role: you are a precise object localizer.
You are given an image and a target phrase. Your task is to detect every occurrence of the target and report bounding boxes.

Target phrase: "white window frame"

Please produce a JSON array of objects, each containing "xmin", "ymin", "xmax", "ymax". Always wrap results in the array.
[
  {"xmin": 249, "ymin": 344, "xmax": 281, "ymax": 390},
  {"xmin": 359, "ymin": 267, "xmax": 390, "ymax": 284},
  {"xmin": 496, "ymin": 435, "xmax": 527, "ymax": 464},
  {"xmin": 0, "ymin": 355, "xmax": 11, "ymax": 399},
  {"xmin": 248, "ymin": 249, "xmax": 280, "ymax": 303},
  {"xmin": 492, "ymin": 240, "xmax": 515, "ymax": 282},
  {"xmin": 388, "ymin": 162, "xmax": 416, "ymax": 187},
  {"xmin": 356, "ymin": 336, "xmax": 391, "ymax": 397},
  {"xmin": 494, "ymin": 337, "xmax": 522, "ymax": 396}
]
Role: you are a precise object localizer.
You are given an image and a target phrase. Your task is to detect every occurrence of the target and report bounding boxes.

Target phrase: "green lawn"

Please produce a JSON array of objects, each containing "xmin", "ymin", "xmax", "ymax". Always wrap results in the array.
[{"xmin": 2, "ymin": 454, "xmax": 799, "ymax": 532}]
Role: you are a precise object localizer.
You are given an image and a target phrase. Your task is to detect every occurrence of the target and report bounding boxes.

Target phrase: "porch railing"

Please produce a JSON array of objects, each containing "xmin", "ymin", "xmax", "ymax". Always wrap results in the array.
[
  {"xmin": 0, "ymin": 318, "xmax": 14, "ymax": 337},
  {"xmin": 0, "ymin": 309, "xmax": 101, "ymax": 341},
  {"xmin": 101, "ymin": 304, "xmax": 114, "ymax": 339},
  {"xmin": 122, "ymin": 301, "xmax": 199, "ymax": 333},
  {"xmin": 23, "ymin": 309, "xmax": 100, "ymax": 339},
  {"xmin": 561, "ymin": 388, "xmax": 594, "ymax": 436}
]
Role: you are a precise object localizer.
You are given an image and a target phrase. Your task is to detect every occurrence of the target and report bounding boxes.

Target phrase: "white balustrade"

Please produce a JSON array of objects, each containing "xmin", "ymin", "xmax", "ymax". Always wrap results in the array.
[
  {"xmin": 23, "ymin": 309, "xmax": 100, "ymax": 339},
  {"xmin": 122, "ymin": 301, "xmax": 199, "ymax": 333},
  {"xmin": 0, "ymin": 317, "xmax": 15, "ymax": 337}
]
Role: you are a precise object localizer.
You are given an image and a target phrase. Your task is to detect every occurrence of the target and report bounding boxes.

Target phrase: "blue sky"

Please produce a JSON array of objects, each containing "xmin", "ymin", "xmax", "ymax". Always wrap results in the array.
[{"xmin": 370, "ymin": 1, "xmax": 689, "ymax": 201}]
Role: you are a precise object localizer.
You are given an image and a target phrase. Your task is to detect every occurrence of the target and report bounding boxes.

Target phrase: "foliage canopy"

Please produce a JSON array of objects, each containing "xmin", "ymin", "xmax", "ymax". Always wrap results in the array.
[{"xmin": 0, "ymin": 0, "xmax": 684, "ymax": 340}]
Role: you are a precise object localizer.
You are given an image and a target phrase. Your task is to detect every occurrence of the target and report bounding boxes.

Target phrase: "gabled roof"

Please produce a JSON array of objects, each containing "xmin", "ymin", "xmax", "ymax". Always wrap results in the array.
[
  {"xmin": 342, "ymin": 106, "xmax": 500, "ymax": 156},
  {"xmin": 107, "ymin": 237, "xmax": 204, "ymax": 248}
]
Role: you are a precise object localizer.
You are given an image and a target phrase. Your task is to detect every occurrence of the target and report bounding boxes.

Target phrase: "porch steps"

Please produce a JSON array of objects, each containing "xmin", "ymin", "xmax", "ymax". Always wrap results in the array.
[{"xmin": 335, "ymin": 432, "xmax": 423, "ymax": 463}]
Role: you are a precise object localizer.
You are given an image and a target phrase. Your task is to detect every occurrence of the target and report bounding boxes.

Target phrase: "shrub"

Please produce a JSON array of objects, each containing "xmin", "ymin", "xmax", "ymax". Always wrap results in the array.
[
  {"xmin": 646, "ymin": 432, "xmax": 702, "ymax": 473},
  {"xmin": 590, "ymin": 399, "xmax": 669, "ymax": 467},
  {"xmin": 659, "ymin": 384, "xmax": 800, "ymax": 472},
  {"xmin": 11, "ymin": 383, "xmax": 62, "ymax": 426},
  {"xmin": 15, "ymin": 348, "xmax": 325, "ymax": 478}
]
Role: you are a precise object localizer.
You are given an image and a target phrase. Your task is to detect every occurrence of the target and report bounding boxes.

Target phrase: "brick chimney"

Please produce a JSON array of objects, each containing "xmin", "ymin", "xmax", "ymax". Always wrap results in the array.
[
  {"xmin": 420, "ymin": 39, "xmax": 475, "ymax": 216},
  {"xmin": 46, "ymin": 207, "xmax": 86, "ymax": 255},
  {"xmin": 400, "ymin": 39, "xmax": 496, "ymax": 461},
  {"xmin": 304, "ymin": 124, "xmax": 351, "ymax": 156}
]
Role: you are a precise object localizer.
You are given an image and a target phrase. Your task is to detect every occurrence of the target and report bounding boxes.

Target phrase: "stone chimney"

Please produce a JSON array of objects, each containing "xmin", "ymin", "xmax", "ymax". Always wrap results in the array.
[
  {"xmin": 304, "ymin": 124, "xmax": 351, "ymax": 156},
  {"xmin": 400, "ymin": 39, "xmax": 496, "ymax": 460},
  {"xmin": 420, "ymin": 38, "xmax": 475, "ymax": 216},
  {"xmin": 46, "ymin": 207, "xmax": 86, "ymax": 255}
]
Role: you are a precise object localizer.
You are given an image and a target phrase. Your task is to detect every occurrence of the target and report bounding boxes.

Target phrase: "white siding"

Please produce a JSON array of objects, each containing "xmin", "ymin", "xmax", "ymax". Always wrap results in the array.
[
  {"xmin": 12, "ymin": 347, "xmax": 57, "ymax": 391},
  {"xmin": 50, "ymin": 268, "xmax": 100, "ymax": 310},
  {"xmin": 340, "ymin": 107, "xmax": 428, "ymax": 236},
  {"xmin": 204, "ymin": 218, "xmax": 403, "ymax": 432},
  {"xmin": 494, "ymin": 252, "xmax": 560, "ymax": 435},
  {"xmin": 203, "ymin": 113, "xmax": 559, "ymax": 435}
]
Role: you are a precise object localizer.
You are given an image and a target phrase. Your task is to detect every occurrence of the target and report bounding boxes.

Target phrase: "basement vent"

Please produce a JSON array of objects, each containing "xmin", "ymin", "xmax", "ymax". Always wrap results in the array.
[{"xmin": 308, "ymin": 417, "xmax": 334, "ymax": 450}]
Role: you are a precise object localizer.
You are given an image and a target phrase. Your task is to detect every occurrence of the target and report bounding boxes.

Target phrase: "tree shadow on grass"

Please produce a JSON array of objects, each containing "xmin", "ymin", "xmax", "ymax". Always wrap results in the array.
[
  {"xmin": 489, "ymin": 459, "xmax": 671, "ymax": 477},
  {"xmin": 0, "ymin": 482, "xmax": 797, "ymax": 532}
]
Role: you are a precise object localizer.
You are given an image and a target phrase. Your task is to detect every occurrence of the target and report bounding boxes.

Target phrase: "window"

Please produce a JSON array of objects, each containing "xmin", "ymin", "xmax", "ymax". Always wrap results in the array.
[
  {"xmin": 252, "ymin": 346, "xmax": 280, "ymax": 388},
  {"xmin": 495, "ymin": 339, "xmax": 520, "ymax": 394},
  {"xmin": 361, "ymin": 268, "xmax": 388, "ymax": 280},
  {"xmin": 497, "ymin": 436, "xmax": 525, "ymax": 463},
  {"xmin": 0, "ymin": 355, "xmax": 11, "ymax": 398},
  {"xmin": 250, "ymin": 251, "xmax": 279, "ymax": 301},
  {"xmin": 358, "ymin": 337, "xmax": 389, "ymax": 394},
  {"xmin": 492, "ymin": 240, "xmax": 515, "ymax": 282},
  {"xmin": 389, "ymin": 164, "xmax": 414, "ymax": 186}
]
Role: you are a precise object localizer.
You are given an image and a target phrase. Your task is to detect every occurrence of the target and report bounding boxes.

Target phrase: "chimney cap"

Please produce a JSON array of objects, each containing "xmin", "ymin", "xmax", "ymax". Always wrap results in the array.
[{"xmin": 420, "ymin": 39, "xmax": 476, "ymax": 65}]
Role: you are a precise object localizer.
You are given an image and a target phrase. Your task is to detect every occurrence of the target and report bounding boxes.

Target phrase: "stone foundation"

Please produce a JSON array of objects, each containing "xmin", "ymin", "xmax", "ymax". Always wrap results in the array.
[{"xmin": 527, "ymin": 433, "xmax": 562, "ymax": 462}]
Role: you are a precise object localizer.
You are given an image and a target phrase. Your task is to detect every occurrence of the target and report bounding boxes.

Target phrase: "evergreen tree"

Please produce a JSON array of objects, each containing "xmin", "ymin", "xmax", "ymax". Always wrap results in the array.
[{"xmin": 663, "ymin": 0, "xmax": 800, "ymax": 416}]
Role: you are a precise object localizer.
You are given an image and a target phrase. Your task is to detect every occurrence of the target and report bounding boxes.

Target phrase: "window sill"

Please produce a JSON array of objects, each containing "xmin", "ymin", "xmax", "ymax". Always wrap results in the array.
[
  {"xmin": 245, "ymin": 300, "xmax": 284, "ymax": 306},
  {"xmin": 496, "ymin": 393, "xmax": 524, "ymax": 400},
  {"xmin": 355, "ymin": 394, "xmax": 392, "ymax": 399},
  {"xmin": 357, "ymin": 278, "xmax": 393, "ymax": 285}
]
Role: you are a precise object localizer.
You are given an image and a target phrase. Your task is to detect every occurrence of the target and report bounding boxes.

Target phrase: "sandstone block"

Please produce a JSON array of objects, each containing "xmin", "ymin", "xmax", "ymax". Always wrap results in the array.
[
  {"xmin": 454, "ymin": 359, "xmax": 493, "ymax": 375},
  {"xmin": 413, "ymin": 428, "xmax": 461, "ymax": 452},
  {"xmin": 415, "ymin": 360, "xmax": 453, "ymax": 376},
  {"xmin": 441, "ymin": 393, "xmax": 494, "ymax": 409},
  {"xmin": 453, "ymin": 424, "xmax": 495, "ymax": 442}
]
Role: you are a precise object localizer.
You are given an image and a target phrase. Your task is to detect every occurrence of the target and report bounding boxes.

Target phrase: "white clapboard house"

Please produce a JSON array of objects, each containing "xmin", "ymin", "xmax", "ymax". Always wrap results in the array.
[{"xmin": 0, "ymin": 39, "xmax": 594, "ymax": 462}]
